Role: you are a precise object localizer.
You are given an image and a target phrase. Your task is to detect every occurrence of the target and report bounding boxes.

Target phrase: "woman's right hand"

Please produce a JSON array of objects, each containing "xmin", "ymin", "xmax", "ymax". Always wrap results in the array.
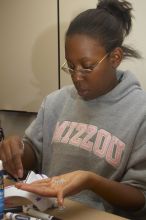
[{"xmin": 0, "ymin": 135, "xmax": 24, "ymax": 178}]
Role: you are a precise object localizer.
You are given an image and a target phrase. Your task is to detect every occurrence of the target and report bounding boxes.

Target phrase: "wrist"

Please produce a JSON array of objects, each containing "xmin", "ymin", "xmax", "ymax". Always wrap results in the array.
[{"xmin": 86, "ymin": 171, "xmax": 100, "ymax": 191}]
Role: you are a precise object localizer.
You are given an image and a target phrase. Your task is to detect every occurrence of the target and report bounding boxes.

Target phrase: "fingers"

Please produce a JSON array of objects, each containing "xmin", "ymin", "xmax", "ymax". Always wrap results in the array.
[
  {"xmin": 0, "ymin": 136, "xmax": 24, "ymax": 178},
  {"xmin": 15, "ymin": 182, "xmax": 58, "ymax": 197},
  {"xmin": 57, "ymin": 190, "xmax": 64, "ymax": 207},
  {"xmin": 15, "ymin": 180, "xmax": 65, "ymax": 208},
  {"xmin": 3, "ymin": 155, "xmax": 23, "ymax": 178},
  {"xmin": 27, "ymin": 178, "xmax": 52, "ymax": 184}
]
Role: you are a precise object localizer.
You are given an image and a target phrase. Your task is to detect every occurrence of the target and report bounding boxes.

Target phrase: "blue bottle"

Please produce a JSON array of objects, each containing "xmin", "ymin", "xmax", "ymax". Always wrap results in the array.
[{"xmin": 0, "ymin": 160, "xmax": 4, "ymax": 220}]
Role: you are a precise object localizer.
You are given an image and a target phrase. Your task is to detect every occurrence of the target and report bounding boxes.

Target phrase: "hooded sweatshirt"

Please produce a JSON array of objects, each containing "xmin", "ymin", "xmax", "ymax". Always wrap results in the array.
[{"xmin": 24, "ymin": 70, "xmax": 146, "ymax": 219}]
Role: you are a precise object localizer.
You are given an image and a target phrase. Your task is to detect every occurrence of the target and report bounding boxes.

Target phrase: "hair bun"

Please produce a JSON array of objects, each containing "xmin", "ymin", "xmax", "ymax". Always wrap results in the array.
[{"xmin": 96, "ymin": 0, "xmax": 133, "ymax": 36}]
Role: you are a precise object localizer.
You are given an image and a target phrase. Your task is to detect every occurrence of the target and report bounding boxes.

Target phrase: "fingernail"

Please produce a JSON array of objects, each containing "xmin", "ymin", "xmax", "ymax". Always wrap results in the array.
[{"xmin": 18, "ymin": 169, "xmax": 23, "ymax": 178}]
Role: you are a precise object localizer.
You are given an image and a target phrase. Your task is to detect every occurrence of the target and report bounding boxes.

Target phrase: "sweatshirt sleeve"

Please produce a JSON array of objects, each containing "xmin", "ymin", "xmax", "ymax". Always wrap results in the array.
[
  {"xmin": 23, "ymin": 97, "xmax": 46, "ymax": 172},
  {"xmin": 120, "ymin": 119, "xmax": 146, "ymax": 219}
]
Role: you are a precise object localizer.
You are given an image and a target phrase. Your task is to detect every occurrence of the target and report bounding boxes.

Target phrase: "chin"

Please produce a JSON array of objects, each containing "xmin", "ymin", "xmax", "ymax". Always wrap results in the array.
[
  {"xmin": 81, "ymin": 93, "xmax": 99, "ymax": 101},
  {"xmin": 78, "ymin": 93, "xmax": 94, "ymax": 101}
]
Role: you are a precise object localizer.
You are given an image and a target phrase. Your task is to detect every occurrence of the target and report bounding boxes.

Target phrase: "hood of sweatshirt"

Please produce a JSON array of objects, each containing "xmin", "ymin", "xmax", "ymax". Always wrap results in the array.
[{"xmin": 78, "ymin": 70, "xmax": 143, "ymax": 104}]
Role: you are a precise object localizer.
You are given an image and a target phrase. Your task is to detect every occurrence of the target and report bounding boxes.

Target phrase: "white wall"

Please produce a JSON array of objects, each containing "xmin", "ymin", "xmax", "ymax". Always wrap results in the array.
[
  {"xmin": 0, "ymin": 0, "xmax": 58, "ymax": 112},
  {"xmin": 120, "ymin": 0, "xmax": 146, "ymax": 90}
]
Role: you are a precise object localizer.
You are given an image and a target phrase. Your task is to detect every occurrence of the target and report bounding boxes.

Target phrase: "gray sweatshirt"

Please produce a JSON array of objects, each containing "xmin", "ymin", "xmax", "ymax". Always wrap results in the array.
[{"xmin": 24, "ymin": 70, "xmax": 146, "ymax": 219}]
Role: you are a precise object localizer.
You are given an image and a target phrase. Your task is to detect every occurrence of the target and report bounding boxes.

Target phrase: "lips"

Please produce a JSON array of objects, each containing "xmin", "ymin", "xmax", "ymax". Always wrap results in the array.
[
  {"xmin": 77, "ymin": 88, "xmax": 89, "ymax": 97},
  {"xmin": 74, "ymin": 82, "xmax": 89, "ymax": 97}
]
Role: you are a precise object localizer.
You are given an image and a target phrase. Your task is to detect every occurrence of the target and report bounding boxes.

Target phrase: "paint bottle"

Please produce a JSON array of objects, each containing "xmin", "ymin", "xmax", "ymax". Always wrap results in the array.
[{"xmin": 0, "ymin": 160, "xmax": 4, "ymax": 219}]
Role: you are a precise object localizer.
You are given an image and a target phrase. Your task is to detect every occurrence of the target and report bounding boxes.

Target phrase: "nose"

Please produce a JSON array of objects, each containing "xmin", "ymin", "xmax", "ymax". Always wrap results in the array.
[{"xmin": 72, "ymin": 69, "xmax": 84, "ymax": 81}]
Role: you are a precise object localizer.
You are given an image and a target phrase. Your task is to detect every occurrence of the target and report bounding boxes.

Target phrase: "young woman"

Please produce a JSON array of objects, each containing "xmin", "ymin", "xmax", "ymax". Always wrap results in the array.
[{"xmin": 1, "ymin": 0, "xmax": 146, "ymax": 219}]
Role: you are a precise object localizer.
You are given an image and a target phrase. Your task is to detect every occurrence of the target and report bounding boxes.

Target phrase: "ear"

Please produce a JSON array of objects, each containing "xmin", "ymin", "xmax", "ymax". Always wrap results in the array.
[{"xmin": 110, "ymin": 47, "xmax": 123, "ymax": 68}]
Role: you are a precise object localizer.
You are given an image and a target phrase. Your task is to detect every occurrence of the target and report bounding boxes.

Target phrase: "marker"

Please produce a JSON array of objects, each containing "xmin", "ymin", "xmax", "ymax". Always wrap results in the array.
[
  {"xmin": 5, "ymin": 212, "xmax": 41, "ymax": 220},
  {"xmin": 23, "ymin": 206, "xmax": 62, "ymax": 220},
  {"xmin": 4, "ymin": 206, "xmax": 23, "ymax": 213}
]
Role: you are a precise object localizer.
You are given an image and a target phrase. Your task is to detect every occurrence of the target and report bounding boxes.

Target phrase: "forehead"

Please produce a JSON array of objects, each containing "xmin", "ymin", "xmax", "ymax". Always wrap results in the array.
[{"xmin": 65, "ymin": 34, "xmax": 105, "ymax": 59}]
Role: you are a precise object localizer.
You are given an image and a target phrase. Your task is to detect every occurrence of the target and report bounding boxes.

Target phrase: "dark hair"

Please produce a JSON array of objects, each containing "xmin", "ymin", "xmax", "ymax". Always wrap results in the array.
[{"xmin": 66, "ymin": 0, "xmax": 141, "ymax": 59}]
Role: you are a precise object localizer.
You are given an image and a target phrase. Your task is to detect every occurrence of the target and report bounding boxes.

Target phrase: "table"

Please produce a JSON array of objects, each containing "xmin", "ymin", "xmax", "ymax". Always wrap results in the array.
[
  {"xmin": 4, "ymin": 199, "xmax": 127, "ymax": 220},
  {"xmin": 46, "ymin": 199, "xmax": 128, "ymax": 220},
  {"xmin": 4, "ymin": 179, "xmax": 127, "ymax": 220}
]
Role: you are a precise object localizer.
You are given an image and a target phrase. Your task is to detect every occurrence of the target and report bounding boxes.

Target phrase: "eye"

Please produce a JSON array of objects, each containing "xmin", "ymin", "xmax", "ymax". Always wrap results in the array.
[
  {"xmin": 82, "ymin": 60, "xmax": 97, "ymax": 70},
  {"xmin": 82, "ymin": 64, "xmax": 94, "ymax": 70}
]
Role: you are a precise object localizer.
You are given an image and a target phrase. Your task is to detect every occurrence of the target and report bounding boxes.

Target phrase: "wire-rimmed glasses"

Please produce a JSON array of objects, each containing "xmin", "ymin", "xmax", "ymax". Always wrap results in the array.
[{"xmin": 61, "ymin": 53, "xmax": 109, "ymax": 76}]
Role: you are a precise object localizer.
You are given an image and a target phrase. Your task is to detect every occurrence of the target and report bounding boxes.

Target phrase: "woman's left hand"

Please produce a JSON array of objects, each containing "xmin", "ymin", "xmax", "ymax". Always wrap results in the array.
[{"xmin": 15, "ymin": 170, "xmax": 94, "ymax": 207}]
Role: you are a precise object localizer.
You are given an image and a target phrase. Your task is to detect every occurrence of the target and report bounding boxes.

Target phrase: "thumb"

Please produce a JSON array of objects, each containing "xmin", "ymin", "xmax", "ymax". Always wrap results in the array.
[{"xmin": 57, "ymin": 190, "xmax": 64, "ymax": 208}]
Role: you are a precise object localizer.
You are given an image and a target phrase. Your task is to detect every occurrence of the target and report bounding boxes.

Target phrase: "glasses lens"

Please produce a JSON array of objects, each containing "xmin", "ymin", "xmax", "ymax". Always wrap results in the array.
[
  {"xmin": 62, "ymin": 67, "xmax": 92, "ymax": 75},
  {"xmin": 62, "ymin": 63, "xmax": 93, "ymax": 75},
  {"xmin": 68, "ymin": 69, "xmax": 74, "ymax": 75},
  {"xmin": 80, "ymin": 69, "xmax": 92, "ymax": 75},
  {"xmin": 62, "ymin": 67, "xmax": 72, "ymax": 75},
  {"xmin": 64, "ymin": 68, "xmax": 69, "ymax": 74}
]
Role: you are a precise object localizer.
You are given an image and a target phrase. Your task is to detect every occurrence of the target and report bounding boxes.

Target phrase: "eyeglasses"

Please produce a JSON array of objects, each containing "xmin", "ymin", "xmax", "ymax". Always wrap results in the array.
[{"xmin": 61, "ymin": 53, "xmax": 109, "ymax": 76}]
